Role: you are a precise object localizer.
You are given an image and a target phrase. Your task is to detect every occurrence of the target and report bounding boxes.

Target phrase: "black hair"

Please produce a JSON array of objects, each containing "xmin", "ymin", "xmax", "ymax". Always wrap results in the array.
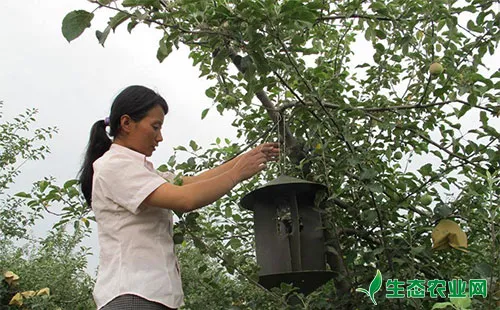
[{"xmin": 79, "ymin": 85, "xmax": 169, "ymax": 207}]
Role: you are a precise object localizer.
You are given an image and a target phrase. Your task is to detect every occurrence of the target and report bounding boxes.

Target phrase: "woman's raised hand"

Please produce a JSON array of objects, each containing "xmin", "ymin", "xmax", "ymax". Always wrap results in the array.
[
  {"xmin": 257, "ymin": 142, "xmax": 280, "ymax": 162},
  {"xmin": 230, "ymin": 142, "xmax": 280, "ymax": 183}
]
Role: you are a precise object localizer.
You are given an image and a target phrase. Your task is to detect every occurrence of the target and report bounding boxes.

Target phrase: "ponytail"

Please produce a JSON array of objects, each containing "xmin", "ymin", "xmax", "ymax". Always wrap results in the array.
[{"xmin": 79, "ymin": 119, "xmax": 112, "ymax": 207}]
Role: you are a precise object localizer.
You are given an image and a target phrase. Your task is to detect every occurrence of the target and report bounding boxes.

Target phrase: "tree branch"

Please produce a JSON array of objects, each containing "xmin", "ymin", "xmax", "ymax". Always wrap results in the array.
[
  {"xmin": 324, "ymin": 228, "xmax": 352, "ymax": 297},
  {"xmin": 365, "ymin": 112, "xmax": 482, "ymax": 169},
  {"xmin": 370, "ymin": 193, "xmax": 397, "ymax": 279},
  {"xmin": 277, "ymin": 100, "xmax": 496, "ymax": 114},
  {"xmin": 226, "ymin": 49, "xmax": 298, "ymax": 152}
]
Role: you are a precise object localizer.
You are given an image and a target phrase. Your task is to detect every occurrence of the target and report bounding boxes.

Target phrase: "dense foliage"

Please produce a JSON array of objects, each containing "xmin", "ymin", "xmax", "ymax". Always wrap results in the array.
[
  {"xmin": 0, "ymin": 229, "xmax": 95, "ymax": 310},
  {"xmin": 0, "ymin": 105, "xmax": 94, "ymax": 309},
  {"xmin": 0, "ymin": 103, "xmax": 57, "ymax": 240}
]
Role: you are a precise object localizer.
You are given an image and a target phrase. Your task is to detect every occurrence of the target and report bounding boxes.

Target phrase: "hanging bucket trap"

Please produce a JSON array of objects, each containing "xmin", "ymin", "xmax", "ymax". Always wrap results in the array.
[{"xmin": 240, "ymin": 175, "xmax": 335, "ymax": 295}]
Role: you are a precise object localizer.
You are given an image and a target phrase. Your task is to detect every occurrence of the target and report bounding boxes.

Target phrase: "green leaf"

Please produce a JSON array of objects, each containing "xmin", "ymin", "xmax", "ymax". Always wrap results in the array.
[
  {"xmin": 441, "ymin": 182, "xmax": 450, "ymax": 190},
  {"xmin": 365, "ymin": 183, "xmax": 383, "ymax": 193},
  {"xmin": 467, "ymin": 93, "xmax": 477, "ymax": 106},
  {"xmin": 157, "ymin": 34, "xmax": 173, "ymax": 62},
  {"xmin": 229, "ymin": 238, "xmax": 242, "ymax": 249},
  {"xmin": 82, "ymin": 217, "xmax": 90, "ymax": 228},
  {"xmin": 365, "ymin": 27, "xmax": 374, "ymax": 41},
  {"xmin": 374, "ymin": 43, "xmax": 385, "ymax": 53},
  {"xmin": 109, "ymin": 11, "xmax": 130, "ymax": 31},
  {"xmin": 167, "ymin": 155, "xmax": 176, "ymax": 167},
  {"xmin": 473, "ymin": 262, "xmax": 492, "ymax": 277},
  {"xmin": 64, "ymin": 179, "xmax": 78, "ymax": 189},
  {"xmin": 419, "ymin": 163, "xmax": 433, "ymax": 176},
  {"xmin": 201, "ymin": 108, "xmax": 209, "ymax": 120},
  {"xmin": 127, "ymin": 20, "xmax": 138, "ymax": 33},
  {"xmin": 479, "ymin": 111, "xmax": 488, "ymax": 126},
  {"xmin": 14, "ymin": 192, "xmax": 31, "ymax": 198},
  {"xmin": 198, "ymin": 265, "xmax": 208, "ymax": 274},
  {"xmin": 370, "ymin": 2, "xmax": 387, "ymax": 13},
  {"xmin": 189, "ymin": 140, "xmax": 199, "ymax": 151},
  {"xmin": 434, "ymin": 205, "xmax": 452, "ymax": 218},
  {"xmin": 205, "ymin": 88, "xmax": 216, "ymax": 98},
  {"xmin": 362, "ymin": 210, "xmax": 378, "ymax": 222},
  {"xmin": 53, "ymin": 218, "xmax": 67, "ymax": 229},
  {"xmin": 62, "ymin": 10, "xmax": 94, "ymax": 42},
  {"xmin": 157, "ymin": 164, "xmax": 169, "ymax": 172},
  {"xmin": 224, "ymin": 206, "xmax": 232, "ymax": 218},
  {"xmin": 456, "ymin": 104, "xmax": 471, "ymax": 118},
  {"xmin": 187, "ymin": 157, "xmax": 196, "ymax": 167},
  {"xmin": 360, "ymin": 168, "xmax": 378, "ymax": 180},
  {"xmin": 96, "ymin": 26, "xmax": 111, "ymax": 46},
  {"xmin": 375, "ymin": 29, "xmax": 386, "ymax": 39},
  {"xmin": 232, "ymin": 213, "xmax": 242, "ymax": 222},
  {"xmin": 434, "ymin": 87, "xmax": 447, "ymax": 98},
  {"xmin": 39, "ymin": 180, "xmax": 49, "ymax": 192},
  {"xmin": 294, "ymin": 9, "xmax": 316, "ymax": 26},
  {"xmin": 450, "ymin": 296, "xmax": 471, "ymax": 309},
  {"xmin": 432, "ymin": 302, "xmax": 454, "ymax": 309},
  {"xmin": 122, "ymin": 0, "xmax": 160, "ymax": 8},
  {"xmin": 68, "ymin": 187, "xmax": 80, "ymax": 198}
]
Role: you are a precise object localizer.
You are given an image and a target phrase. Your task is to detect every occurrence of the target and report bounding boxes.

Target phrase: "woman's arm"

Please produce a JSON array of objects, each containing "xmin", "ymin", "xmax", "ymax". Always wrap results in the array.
[
  {"xmin": 182, "ymin": 155, "xmax": 241, "ymax": 185},
  {"xmin": 181, "ymin": 142, "xmax": 279, "ymax": 185},
  {"xmin": 145, "ymin": 144, "xmax": 274, "ymax": 213}
]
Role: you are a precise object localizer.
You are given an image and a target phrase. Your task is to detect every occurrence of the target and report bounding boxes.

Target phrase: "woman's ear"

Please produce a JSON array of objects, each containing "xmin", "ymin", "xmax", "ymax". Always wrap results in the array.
[{"xmin": 119, "ymin": 114, "xmax": 133, "ymax": 134}]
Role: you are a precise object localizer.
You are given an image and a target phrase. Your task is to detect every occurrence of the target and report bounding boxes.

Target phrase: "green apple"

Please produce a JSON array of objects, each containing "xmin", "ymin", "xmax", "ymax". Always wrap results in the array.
[
  {"xmin": 420, "ymin": 194, "xmax": 433, "ymax": 206},
  {"xmin": 429, "ymin": 62, "xmax": 444, "ymax": 77}
]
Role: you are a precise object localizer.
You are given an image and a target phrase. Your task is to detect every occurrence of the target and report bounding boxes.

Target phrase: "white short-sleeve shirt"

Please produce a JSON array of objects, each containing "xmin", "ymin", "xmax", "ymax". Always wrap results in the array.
[{"xmin": 91, "ymin": 143, "xmax": 184, "ymax": 309}]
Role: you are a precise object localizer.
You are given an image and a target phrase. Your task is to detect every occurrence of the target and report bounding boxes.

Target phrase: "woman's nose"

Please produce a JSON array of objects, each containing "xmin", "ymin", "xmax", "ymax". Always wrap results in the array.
[{"xmin": 157, "ymin": 131, "xmax": 163, "ymax": 143}]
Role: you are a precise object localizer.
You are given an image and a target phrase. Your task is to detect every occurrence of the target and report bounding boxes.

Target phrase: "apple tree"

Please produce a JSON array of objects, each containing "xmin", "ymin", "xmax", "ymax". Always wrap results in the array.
[{"xmin": 62, "ymin": 0, "xmax": 499, "ymax": 308}]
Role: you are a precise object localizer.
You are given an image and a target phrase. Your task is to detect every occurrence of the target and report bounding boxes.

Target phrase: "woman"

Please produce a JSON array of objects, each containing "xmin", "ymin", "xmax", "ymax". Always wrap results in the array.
[{"xmin": 79, "ymin": 85, "xmax": 279, "ymax": 310}]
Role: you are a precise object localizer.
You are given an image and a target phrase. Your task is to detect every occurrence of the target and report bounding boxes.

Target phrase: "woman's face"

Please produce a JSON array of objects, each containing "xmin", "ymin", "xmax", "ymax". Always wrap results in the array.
[{"xmin": 126, "ymin": 104, "xmax": 165, "ymax": 157}]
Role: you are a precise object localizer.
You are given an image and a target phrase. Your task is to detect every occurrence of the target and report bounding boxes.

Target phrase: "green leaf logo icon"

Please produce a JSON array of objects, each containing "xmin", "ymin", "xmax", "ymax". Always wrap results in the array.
[{"xmin": 356, "ymin": 269, "xmax": 383, "ymax": 305}]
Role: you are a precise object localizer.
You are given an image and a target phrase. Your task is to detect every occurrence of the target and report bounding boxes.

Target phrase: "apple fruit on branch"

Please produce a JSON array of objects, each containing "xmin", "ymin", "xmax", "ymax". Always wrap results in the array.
[{"xmin": 429, "ymin": 62, "xmax": 444, "ymax": 78}]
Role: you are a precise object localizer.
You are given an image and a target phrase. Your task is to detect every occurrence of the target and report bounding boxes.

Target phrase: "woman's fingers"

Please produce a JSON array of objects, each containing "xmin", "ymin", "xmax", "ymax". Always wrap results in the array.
[
  {"xmin": 254, "ymin": 143, "xmax": 279, "ymax": 152},
  {"xmin": 249, "ymin": 154, "xmax": 268, "ymax": 172},
  {"xmin": 251, "ymin": 145, "xmax": 279, "ymax": 164},
  {"xmin": 234, "ymin": 143, "xmax": 280, "ymax": 181},
  {"xmin": 263, "ymin": 142, "xmax": 280, "ymax": 148},
  {"xmin": 253, "ymin": 143, "xmax": 280, "ymax": 161},
  {"xmin": 264, "ymin": 149, "xmax": 280, "ymax": 162}
]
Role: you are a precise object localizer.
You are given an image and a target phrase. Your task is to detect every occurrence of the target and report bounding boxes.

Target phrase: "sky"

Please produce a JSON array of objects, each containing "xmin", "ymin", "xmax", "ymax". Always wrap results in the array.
[{"xmin": 1, "ymin": 1, "xmax": 498, "ymax": 276}]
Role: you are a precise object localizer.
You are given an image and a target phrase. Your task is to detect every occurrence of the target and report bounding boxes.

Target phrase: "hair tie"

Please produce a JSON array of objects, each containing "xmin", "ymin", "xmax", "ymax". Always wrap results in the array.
[{"xmin": 104, "ymin": 117, "xmax": 110, "ymax": 127}]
